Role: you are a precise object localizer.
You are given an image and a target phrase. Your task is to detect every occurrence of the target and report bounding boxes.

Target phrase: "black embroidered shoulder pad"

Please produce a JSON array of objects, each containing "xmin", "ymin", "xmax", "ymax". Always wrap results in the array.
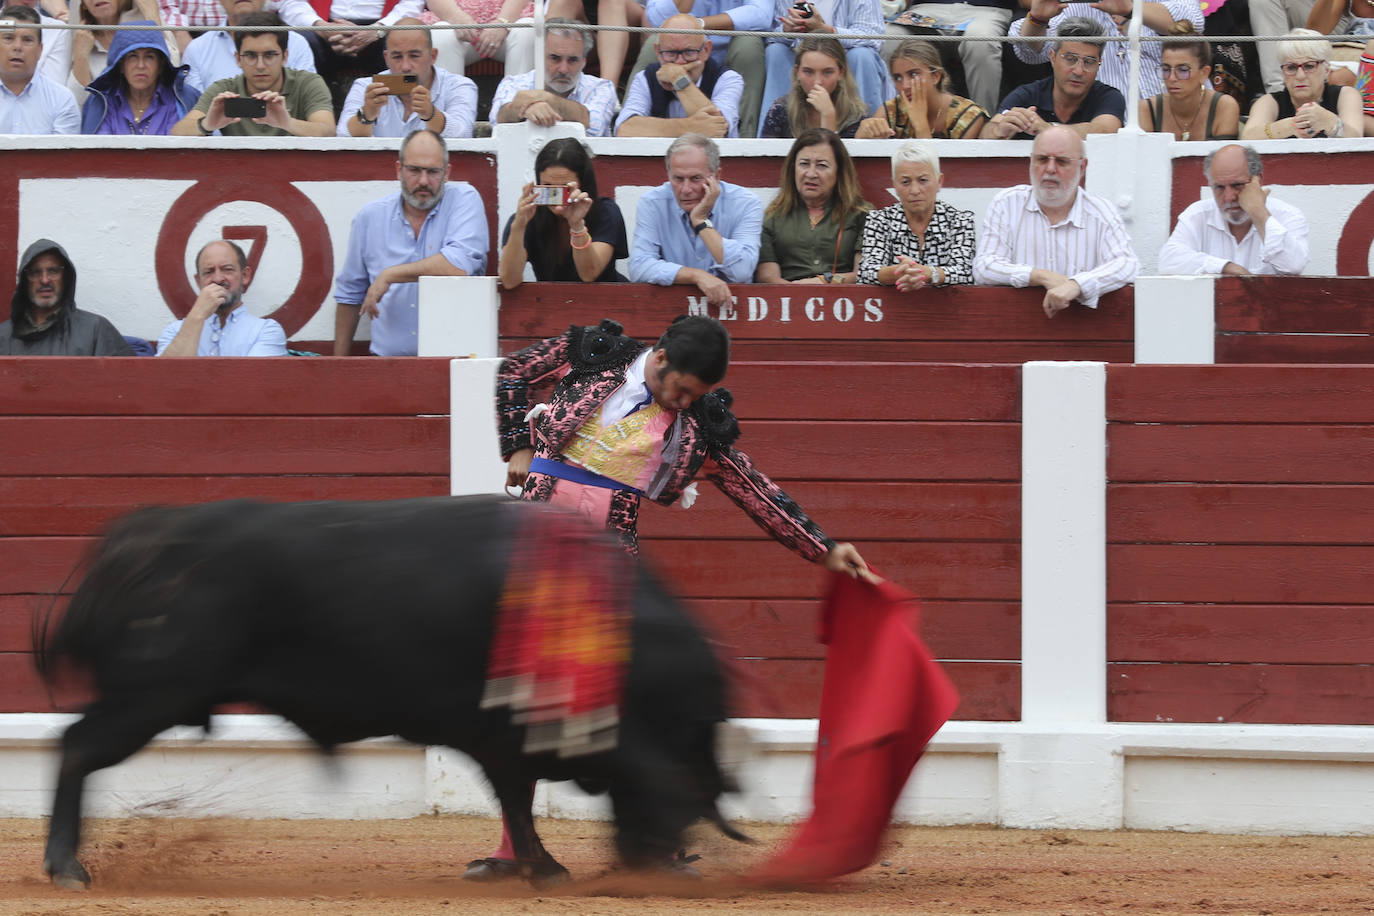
[
  {"xmin": 567, "ymin": 319, "xmax": 643, "ymax": 372},
  {"xmin": 691, "ymin": 387, "xmax": 740, "ymax": 448}
]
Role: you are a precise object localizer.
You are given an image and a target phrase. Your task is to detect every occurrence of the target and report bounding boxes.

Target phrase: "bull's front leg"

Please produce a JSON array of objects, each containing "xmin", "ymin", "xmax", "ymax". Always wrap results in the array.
[{"xmin": 43, "ymin": 757, "xmax": 90, "ymax": 890}]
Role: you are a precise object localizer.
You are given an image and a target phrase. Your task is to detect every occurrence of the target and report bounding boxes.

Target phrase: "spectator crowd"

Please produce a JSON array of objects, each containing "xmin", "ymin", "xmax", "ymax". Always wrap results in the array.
[
  {"xmin": 1, "ymin": 0, "xmax": 1372, "ymax": 139},
  {"xmin": 0, "ymin": 0, "xmax": 1342, "ymax": 352}
]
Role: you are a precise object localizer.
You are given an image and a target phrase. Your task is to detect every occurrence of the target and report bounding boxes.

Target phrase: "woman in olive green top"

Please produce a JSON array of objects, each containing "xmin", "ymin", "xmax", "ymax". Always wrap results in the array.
[{"xmin": 755, "ymin": 128, "xmax": 872, "ymax": 284}]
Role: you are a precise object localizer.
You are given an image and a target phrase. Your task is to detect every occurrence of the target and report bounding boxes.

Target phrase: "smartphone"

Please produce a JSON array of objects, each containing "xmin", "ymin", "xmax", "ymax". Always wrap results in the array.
[
  {"xmin": 223, "ymin": 96, "xmax": 267, "ymax": 119},
  {"xmin": 792, "ymin": 1, "xmax": 814, "ymax": 17},
  {"xmin": 532, "ymin": 185, "xmax": 572, "ymax": 206},
  {"xmin": 376, "ymin": 73, "xmax": 419, "ymax": 95}
]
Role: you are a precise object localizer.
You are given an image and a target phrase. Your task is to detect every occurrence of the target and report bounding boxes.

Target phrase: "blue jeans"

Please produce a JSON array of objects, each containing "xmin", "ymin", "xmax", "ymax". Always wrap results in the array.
[{"xmin": 761, "ymin": 40, "xmax": 891, "ymax": 136}]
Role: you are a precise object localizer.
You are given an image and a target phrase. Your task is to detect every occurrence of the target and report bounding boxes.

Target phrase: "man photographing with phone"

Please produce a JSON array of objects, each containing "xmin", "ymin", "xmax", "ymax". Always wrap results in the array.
[
  {"xmin": 340, "ymin": 20, "xmax": 478, "ymax": 138},
  {"xmin": 173, "ymin": 11, "xmax": 335, "ymax": 137}
]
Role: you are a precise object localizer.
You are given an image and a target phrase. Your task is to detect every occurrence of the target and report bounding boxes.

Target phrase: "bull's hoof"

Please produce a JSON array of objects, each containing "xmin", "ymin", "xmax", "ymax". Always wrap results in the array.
[
  {"xmin": 462, "ymin": 857, "xmax": 570, "ymax": 888},
  {"xmin": 662, "ymin": 849, "xmax": 703, "ymax": 879},
  {"xmin": 462, "ymin": 857, "xmax": 520, "ymax": 882},
  {"xmin": 528, "ymin": 861, "xmax": 571, "ymax": 890},
  {"xmin": 44, "ymin": 857, "xmax": 90, "ymax": 890}
]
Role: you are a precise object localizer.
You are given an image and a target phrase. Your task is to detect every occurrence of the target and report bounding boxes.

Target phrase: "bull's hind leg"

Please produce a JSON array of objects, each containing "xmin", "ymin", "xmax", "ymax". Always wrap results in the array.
[
  {"xmin": 44, "ymin": 698, "xmax": 191, "ymax": 889},
  {"xmin": 485, "ymin": 776, "xmax": 570, "ymax": 887}
]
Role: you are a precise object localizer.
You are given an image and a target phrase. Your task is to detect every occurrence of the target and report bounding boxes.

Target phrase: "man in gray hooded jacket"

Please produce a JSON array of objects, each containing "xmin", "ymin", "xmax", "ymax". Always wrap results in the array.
[{"xmin": 0, "ymin": 239, "xmax": 133, "ymax": 355}]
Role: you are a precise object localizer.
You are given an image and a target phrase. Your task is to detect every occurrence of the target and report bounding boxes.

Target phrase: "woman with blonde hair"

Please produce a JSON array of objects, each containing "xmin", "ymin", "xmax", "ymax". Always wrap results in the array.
[
  {"xmin": 855, "ymin": 39, "xmax": 987, "ymax": 140},
  {"xmin": 756, "ymin": 127, "xmax": 871, "ymax": 283},
  {"xmin": 1242, "ymin": 28, "xmax": 1363, "ymax": 139},
  {"xmin": 759, "ymin": 36, "xmax": 868, "ymax": 139}
]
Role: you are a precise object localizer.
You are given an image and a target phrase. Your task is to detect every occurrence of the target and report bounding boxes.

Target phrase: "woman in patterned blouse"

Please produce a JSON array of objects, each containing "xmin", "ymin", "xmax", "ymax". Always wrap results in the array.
[
  {"xmin": 854, "ymin": 40, "xmax": 988, "ymax": 140},
  {"xmin": 857, "ymin": 140, "xmax": 975, "ymax": 290}
]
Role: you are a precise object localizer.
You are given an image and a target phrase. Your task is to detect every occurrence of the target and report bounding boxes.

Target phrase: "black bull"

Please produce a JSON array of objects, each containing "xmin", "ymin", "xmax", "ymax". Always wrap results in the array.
[{"xmin": 34, "ymin": 496, "xmax": 742, "ymax": 889}]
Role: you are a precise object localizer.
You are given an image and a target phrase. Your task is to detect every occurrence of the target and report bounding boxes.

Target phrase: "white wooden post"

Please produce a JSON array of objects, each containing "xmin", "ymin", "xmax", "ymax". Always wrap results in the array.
[{"xmin": 1134, "ymin": 275, "xmax": 1217, "ymax": 364}]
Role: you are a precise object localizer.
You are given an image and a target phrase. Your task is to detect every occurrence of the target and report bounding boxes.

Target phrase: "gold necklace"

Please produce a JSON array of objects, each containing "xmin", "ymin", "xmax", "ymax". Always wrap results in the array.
[{"xmin": 1174, "ymin": 87, "xmax": 1207, "ymax": 141}]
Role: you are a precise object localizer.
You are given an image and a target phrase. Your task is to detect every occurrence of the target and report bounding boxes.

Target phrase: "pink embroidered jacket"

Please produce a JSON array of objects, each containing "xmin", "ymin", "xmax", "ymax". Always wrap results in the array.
[{"xmin": 496, "ymin": 321, "xmax": 835, "ymax": 560}]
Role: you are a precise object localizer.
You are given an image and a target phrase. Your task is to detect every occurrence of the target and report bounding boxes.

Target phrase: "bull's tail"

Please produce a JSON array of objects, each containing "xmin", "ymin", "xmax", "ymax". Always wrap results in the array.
[
  {"xmin": 30, "ymin": 554, "xmax": 91, "ymax": 685},
  {"xmin": 32, "ymin": 506, "xmax": 185, "ymax": 683},
  {"xmin": 707, "ymin": 803, "xmax": 755, "ymax": 844}
]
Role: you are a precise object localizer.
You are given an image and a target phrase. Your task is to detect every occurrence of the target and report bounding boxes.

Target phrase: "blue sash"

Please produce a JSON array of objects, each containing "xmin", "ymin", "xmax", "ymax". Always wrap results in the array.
[{"xmin": 529, "ymin": 456, "xmax": 641, "ymax": 493}]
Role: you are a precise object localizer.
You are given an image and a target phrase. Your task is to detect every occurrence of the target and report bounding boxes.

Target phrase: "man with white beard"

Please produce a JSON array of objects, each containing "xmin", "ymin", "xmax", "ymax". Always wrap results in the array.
[
  {"xmin": 1158, "ymin": 144, "xmax": 1309, "ymax": 277},
  {"xmin": 332, "ymin": 130, "xmax": 488, "ymax": 356},
  {"xmin": 489, "ymin": 19, "xmax": 617, "ymax": 137},
  {"xmin": 972, "ymin": 125, "xmax": 1139, "ymax": 318}
]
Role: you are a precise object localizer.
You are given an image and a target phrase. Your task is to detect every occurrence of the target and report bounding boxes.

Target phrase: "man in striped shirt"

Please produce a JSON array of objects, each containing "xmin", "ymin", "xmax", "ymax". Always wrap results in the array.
[{"xmin": 972, "ymin": 125, "xmax": 1140, "ymax": 318}]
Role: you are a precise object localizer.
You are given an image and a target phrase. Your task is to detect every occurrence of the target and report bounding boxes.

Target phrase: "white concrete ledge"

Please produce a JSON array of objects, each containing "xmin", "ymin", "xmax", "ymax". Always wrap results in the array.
[{"xmin": 3, "ymin": 714, "xmax": 1371, "ymax": 834}]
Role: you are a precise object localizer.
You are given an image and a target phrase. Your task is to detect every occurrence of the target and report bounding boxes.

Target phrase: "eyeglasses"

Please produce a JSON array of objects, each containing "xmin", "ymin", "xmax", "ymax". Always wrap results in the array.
[
  {"xmin": 1055, "ymin": 51, "xmax": 1100, "ymax": 70},
  {"xmin": 1280, "ymin": 60, "xmax": 1323, "ymax": 75},
  {"xmin": 25, "ymin": 266, "xmax": 62, "ymax": 279},
  {"xmin": 657, "ymin": 45, "xmax": 704, "ymax": 63},
  {"xmin": 1160, "ymin": 64, "xmax": 1194, "ymax": 79},
  {"xmin": 238, "ymin": 50, "xmax": 282, "ymax": 64},
  {"xmin": 1032, "ymin": 154, "xmax": 1082, "ymax": 169},
  {"xmin": 402, "ymin": 164, "xmax": 446, "ymax": 178}
]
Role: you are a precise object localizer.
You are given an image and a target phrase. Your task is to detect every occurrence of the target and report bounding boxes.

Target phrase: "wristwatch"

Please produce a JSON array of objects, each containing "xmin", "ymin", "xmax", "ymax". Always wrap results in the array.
[
  {"xmin": 197, "ymin": 117, "xmax": 214, "ymax": 135},
  {"xmin": 692, "ymin": 218, "xmax": 714, "ymax": 235},
  {"xmin": 822, "ymin": 271, "xmax": 834, "ymax": 284},
  {"xmin": 375, "ymin": 28, "xmax": 386, "ymax": 42},
  {"xmin": 357, "ymin": 110, "xmax": 377, "ymax": 125},
  {"xmin": 672, "ymin": 74, "xmax": 692, "ymax": 91}
]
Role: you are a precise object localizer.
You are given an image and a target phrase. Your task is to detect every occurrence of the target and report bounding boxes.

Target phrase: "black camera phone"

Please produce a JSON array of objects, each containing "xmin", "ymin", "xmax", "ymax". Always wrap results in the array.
[{"xmin": 224, "ymin": 96, "xmax": 267, "ymax": 119}]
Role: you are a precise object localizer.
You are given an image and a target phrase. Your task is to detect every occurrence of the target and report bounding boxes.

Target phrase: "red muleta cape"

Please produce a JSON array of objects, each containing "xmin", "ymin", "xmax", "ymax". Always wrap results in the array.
[{"xmin": 750, "ymin": 571, "xmax": 960, "ymax": 884}]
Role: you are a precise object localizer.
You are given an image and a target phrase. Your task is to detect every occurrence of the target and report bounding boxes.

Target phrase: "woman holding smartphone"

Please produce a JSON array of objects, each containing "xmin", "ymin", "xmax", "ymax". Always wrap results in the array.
[{"xmin": 498, "ymin": 137, "xmax": 628, "ymax": 289}]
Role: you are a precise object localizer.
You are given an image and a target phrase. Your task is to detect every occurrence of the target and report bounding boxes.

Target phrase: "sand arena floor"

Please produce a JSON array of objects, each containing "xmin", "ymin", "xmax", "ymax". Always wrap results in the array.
[{"xmin": 0, "ymin": 815, "xmax": 1371, "ymax": 914}]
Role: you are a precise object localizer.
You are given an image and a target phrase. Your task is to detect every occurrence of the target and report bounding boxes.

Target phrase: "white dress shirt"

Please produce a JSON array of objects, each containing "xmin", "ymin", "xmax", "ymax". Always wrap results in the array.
[
  {"xmin": 339, "ymin": 66, "xmax": 478, "ymax": 138},
  {"xmin": 0, "ymin": 72, "xmax": 79, "ymax": 135},
  {"xmin": 489, "ymin": 70, "xmax": 619, "ymax": 137},
  {"xmin": 973, "ymin": 184, "xmax": 1140, "ymax": 308},
  {"xmin": 1157, "ymin": 195, "xmax": 1310, "ymax": 277}
]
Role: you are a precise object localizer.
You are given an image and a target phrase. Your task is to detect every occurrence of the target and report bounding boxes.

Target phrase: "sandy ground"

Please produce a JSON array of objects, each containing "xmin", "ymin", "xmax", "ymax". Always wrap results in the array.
[{"xmin": 0, "ymin": 815, "xmax": 1371, "ymax": 915}]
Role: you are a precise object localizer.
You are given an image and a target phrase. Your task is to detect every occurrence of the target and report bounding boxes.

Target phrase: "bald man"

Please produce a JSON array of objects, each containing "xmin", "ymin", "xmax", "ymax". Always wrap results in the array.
[
  {"xmin": 973, "ymin": 125, "xmax": 1140, "ymax": 318},
  {"xmin": 1158, "ymin": 143, "xmax": 1309, "ymax": 277},
  {"xmin": 614, "ymin": 13, "xmax": 743, "ymax": 138}
]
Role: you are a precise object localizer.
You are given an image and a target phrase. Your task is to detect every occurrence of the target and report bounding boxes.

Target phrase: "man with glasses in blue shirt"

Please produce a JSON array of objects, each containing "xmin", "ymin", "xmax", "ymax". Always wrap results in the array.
[
  {"xmin": 615, "ymin": 12, "xmax": 744, "ymax": 137},
  {"xmin": 983, "ymin": 16, "xmax": 1125, "ymax": 138},
  {"xmin": 333, "ymin": 130, "xmax": 488, "ymax": 356},
  {"xmin": 157, "ymin": 240, "xmax": 288, "ymax": 357}
]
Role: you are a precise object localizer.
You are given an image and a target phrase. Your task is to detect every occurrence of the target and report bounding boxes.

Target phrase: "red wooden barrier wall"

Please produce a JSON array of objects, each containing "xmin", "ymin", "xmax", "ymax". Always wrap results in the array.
[
  {"xmin": 1106, "ymin": 365, "xmax": 1374, "ymax": 725},
  {"xmin": 0, "ymin": 358, "xmax": 452, "ymax": 713},
  {"xmin": 633, "ymin": 362, "xmax": 1023, "ymax": 721},
  {"xmin": 1214, "ymin": 277, "xmax": 1374, "ymax": 363},
  {"xmin": 497, "ymin": 283, "xmax": 1135, "ymax": 364}
]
